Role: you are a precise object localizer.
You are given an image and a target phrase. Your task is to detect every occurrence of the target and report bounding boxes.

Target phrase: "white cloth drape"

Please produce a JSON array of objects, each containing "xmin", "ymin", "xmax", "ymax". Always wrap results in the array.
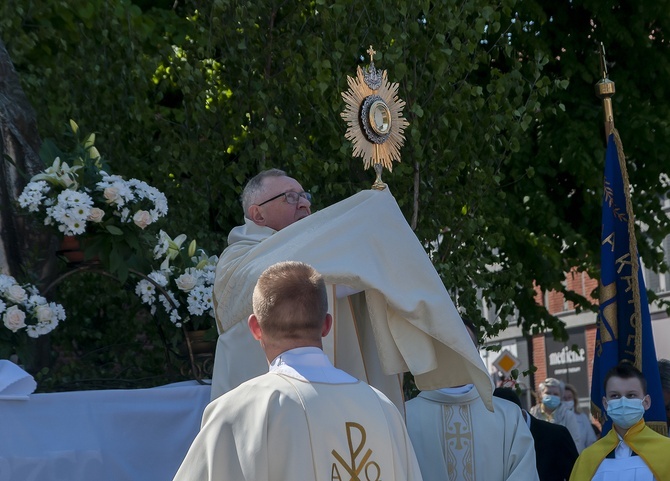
[{"xmin": 212, "ymin": 188, "xmax": 494, "ymax": 411}]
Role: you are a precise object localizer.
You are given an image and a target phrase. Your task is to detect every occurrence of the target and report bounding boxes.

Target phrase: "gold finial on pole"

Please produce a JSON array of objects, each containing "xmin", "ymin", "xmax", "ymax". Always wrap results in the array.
[{"xmin": 595, "ymin": 42, "xmax": 616, "ymax": 141}]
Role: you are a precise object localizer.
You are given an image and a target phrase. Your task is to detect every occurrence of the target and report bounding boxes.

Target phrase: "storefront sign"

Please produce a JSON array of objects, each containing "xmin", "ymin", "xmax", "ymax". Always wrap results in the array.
[{"xmin": 544, "ymin": 327, "xmax": 589, "ymax": 398}]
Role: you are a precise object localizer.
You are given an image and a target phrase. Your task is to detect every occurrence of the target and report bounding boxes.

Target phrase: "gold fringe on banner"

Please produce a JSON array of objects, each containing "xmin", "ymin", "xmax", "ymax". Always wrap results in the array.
[
  {"xmin": 612, "ymin": 129, "xmax": 643, "ymax": 370},
  {"xmin": 612, "ymin": 128, "xmax": 668, "ymax": 436}
]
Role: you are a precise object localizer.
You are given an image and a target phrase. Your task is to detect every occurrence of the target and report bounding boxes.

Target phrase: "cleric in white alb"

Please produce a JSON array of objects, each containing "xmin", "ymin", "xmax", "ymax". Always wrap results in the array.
[{"xmin": 173, "ymin": 261, "xmax": 422, "ymax": 481}]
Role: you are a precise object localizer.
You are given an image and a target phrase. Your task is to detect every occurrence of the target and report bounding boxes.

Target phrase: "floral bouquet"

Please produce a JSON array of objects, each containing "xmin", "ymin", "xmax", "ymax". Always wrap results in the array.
[
  {"xmin": 17, "ymin": 120, "xmax": 168, "ymax": 280},
  {"xmin": 0, "ymin": 274, "xmax": 67, "ymax": 361},
  {"xmin": 135, "ymin": 231, "xmax": 218, "ymax": 332}
]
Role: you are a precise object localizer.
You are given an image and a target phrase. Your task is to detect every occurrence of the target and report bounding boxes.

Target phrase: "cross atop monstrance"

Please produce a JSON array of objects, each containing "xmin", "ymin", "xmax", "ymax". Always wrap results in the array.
[{"xmin": 341, "ymin": 45, "xmax": 409, "ymax": 190}]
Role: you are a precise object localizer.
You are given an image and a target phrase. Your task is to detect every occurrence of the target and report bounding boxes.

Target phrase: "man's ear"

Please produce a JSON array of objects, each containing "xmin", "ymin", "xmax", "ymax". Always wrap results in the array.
[
  {"xmin": 248, "ymin": 205, "xmax": 266, "ymax": 226},
  {"xmin": 321, "ymin": 313, "xmax": 333, "ymax": 338},
  {"xmin": 642, "ymin": 394, "xmax": 651, "ymax": 411},
  {"xmin": 248, "ymin": 314, "xmax": 263, "ymax": 340},
  {"xmin": 602, "ymin": 397, "xmax": 608, "ymax": 411}
]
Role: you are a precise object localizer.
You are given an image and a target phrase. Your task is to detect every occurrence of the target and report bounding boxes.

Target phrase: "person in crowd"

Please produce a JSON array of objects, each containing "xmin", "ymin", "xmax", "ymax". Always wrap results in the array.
[
  {"xmin": 210, "ymin": 168, "xmax": 494, "ymax": 415},
  {"xmin": 174, "ymin": 261, "xmax": 423, "ymax": 481},
  {"xmin": 569, "ymin": 362, "xmax": 670, "ymax": 480},
  {"xmin": 530, "ymin": 377, "xmax": 583, "ymax": 451},
  {"xmin": 494, "ymin": 387, "xmax": 579, "ymax": 481},
  {"xmin": 405, "ymin": 318, "xmax": 539, "ymax": 481},
  {"xmin": 563, "ymin": 383, "xmax": 598, "ymax": 449},
  {"xmin": 658, "ymin": 358, "xmax": 670, "ymax": 431}
]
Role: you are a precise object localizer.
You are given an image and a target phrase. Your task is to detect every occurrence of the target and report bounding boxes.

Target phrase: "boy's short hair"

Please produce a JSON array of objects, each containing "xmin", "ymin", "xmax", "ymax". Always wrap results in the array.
[
  {"xmin": 604, "ymin": 362, "xmax": 647, "ymax": 395},
  {"xmin": 252, "ymin": 261, "xmax": 327, "ymax": 340}
]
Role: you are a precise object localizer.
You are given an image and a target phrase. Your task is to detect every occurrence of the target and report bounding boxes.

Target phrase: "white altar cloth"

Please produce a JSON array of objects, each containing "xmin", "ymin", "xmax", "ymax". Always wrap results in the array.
[{"xmin": 0, "ymin": 381, "xmax": 211, "ymax": 481}]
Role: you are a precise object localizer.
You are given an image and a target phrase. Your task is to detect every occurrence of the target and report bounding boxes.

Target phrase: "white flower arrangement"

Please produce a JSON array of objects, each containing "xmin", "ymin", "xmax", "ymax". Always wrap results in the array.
[
  {"xmin": 0, "ymin": 275, "xmax": 66, "ymax": 338},
  {"xmin": 135, "ymin": 231, "xmax": 218, "ymax": 329},
  {"xmin": 18, "ymin": 148, "xmax": 168, "ymax": 237},
  {"xmin": 17, "ymin": 120, "xmax": 169, "ymax": 281}
]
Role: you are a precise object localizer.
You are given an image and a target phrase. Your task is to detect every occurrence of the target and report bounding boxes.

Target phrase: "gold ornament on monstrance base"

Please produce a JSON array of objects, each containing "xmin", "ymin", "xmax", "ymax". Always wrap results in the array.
[{"xmin": 341, "ymin": 46, "xmax": 409, "ymax": 190}]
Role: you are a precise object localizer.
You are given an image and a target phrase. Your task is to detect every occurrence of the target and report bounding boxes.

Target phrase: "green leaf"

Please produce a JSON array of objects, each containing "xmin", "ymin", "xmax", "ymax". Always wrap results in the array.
[{"xmin": 105, "ymin": 225, "xmax": 124, "ymax": 236}]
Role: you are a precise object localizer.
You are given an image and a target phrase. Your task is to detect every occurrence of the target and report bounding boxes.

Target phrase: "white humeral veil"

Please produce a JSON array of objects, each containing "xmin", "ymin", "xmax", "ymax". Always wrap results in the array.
[{"xmin": 211, "ymin": 188, "xmax": 494, "ymax": 411}]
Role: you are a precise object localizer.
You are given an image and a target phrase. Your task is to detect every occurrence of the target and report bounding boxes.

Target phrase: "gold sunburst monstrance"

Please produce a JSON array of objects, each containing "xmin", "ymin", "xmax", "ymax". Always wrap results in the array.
[{"xmin": 341, "ymin": 46, "xmax": 409, "ymax": 189}]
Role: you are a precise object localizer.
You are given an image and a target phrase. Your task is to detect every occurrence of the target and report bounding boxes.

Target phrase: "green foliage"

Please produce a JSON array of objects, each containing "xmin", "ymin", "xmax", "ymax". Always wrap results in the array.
[
  {"xmin": 500, "ymin": 0, "xmax": 670, "ymax": 334},
  {"xmin": 2, "ymin": 0, "xmax": 670, "ymax": 386},
  {"xmin": 35, "ymin": 272, "xmax": 190, "ymax": 391}
]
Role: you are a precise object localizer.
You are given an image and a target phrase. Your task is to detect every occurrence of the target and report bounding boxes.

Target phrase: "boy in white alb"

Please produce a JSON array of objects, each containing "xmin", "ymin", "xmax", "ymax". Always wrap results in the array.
[
  {"xmin": 570, "ymin": 363, "xmax": 670, "ymax": 481},
  {"xmin": 174, "ymin": 261, "xmax": 422, "ymax": 481}
]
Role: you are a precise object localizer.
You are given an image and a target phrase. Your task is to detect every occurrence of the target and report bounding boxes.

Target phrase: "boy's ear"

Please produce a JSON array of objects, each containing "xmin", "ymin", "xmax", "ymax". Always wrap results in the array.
[
  {"xmin": 642, "ymin": 394, "xmax": 651, "ymax": 411},
  {"xmin": 248, "ymin": 314, "xmax": 262, "ymax": 340}
]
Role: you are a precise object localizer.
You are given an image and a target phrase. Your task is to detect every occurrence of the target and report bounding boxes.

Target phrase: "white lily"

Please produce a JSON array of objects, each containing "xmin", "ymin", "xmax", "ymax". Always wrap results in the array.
[
  {"xmin": 159, "ymin": 233, "xmax": 188, "ymax": 271},
  {"xmin": 31, "ymin": 157, "xmax": 82, "ymax": 189}
]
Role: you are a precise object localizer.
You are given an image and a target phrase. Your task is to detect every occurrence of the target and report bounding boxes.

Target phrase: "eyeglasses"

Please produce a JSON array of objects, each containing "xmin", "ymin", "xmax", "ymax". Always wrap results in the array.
[{"xmin": 257, "ymin": 191, "xmax": 312, "ymax": 206}]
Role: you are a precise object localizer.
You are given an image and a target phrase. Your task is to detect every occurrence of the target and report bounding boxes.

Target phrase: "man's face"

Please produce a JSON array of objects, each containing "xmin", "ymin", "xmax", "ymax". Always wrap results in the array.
[
  {"xmin": 252, "ymin": 176, "xmax": 311, "ymax": 231},
  {"xmin": 603, "ymin": 376, "xmax": 650, "ymax": 410}
]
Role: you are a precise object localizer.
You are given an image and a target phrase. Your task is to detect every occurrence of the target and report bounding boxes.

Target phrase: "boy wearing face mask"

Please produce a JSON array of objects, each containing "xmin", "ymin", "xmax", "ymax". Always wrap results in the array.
[{"xmin": 569, "ymin": 363, "xmax": 670, "ymax": 481}]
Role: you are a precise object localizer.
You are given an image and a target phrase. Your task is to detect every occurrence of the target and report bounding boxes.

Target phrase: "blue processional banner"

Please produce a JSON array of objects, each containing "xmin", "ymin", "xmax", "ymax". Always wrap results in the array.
[{"xmin": 590, "ymin": 132, "xmax": 667, "ymax": 435}]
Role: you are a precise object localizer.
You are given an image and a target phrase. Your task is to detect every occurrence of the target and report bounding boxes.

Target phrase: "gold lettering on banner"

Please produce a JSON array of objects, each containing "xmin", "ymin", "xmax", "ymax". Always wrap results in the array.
[
  {"xmin": 615, "ymin": 253, "xmax": 632, "ymax": 274},
  {"xmin": 598, "ymin": 281, "xmax": 617, "ymax": 343},
  {"xmin": 602, "ymin": 232, "xmax": 615, "ymax": 252},
  {"xmin": 621, "ymin": 275, "xmax": 634, "ymax": 293},
  {"xmin": 331, "ymin": 422, "xmax": 381, "ymax": 481}
]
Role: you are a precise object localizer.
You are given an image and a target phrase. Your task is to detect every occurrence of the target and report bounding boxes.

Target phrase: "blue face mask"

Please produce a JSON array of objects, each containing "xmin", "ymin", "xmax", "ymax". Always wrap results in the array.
[
  {"xmin": 542, "ymin": 394, "xmax": 561, "ymax": 410},
  {"xmin": 606, "ymin": 397, "xmax": 646, "ymax": 429}
]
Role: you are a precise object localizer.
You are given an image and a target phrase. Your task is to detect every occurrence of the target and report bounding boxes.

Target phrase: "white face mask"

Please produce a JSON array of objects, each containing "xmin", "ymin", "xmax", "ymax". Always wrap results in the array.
[
  {"xmin": 606, "ymin": 397, "xmax": 646, "ymax": 429},
  {"xmin": 563, "ymin": 400, "xmax": 575, "ymax": 411}
]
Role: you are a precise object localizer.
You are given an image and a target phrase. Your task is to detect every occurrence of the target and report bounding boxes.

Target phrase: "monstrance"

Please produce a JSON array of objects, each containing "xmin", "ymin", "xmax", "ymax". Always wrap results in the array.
[{"xmin": 341, "ymin": 46, "xmax": 409, "ymax": 190}]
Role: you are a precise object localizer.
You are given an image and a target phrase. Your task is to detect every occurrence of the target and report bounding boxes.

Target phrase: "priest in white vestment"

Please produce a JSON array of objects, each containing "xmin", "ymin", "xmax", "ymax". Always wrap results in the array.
[
  {"xmin": 405, "ymin": 319, "xmax": 540, "ymax": 481},
  {"xmin": 174, "ymin": 261, "xmax": 423, "ymax": 481},
  {"xmin": 211, "ymin": 169, "xmax": 494, "ymax": 414}
]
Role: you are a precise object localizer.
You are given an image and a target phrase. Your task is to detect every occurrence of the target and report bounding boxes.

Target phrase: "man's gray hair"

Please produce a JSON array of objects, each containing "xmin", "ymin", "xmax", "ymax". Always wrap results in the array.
[
  {"xmin": 241, "ymin": 168, "xmax": 287, "ymax": 218},
  {"xmin": 539, "ymin": 377, "xmax": 564, "ymax": 395}
]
